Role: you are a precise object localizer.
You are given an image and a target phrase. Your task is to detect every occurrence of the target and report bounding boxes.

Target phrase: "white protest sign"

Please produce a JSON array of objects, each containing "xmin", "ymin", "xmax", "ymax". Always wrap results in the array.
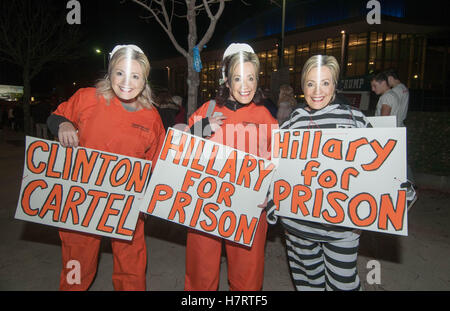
[
  {"xmin": 271, "ymin": 128, "xmax": 408, "ymax": 236},
  {"xmin": 139, "ymin": 128, "xmax": 276, "ymax": 247},
  {"xmin": 367, "ymin": 116, "xmax": 396, "ymax": 128},
  {"xmin": 15, "ymin": 136, "xmax": 152, "ymax": 240}
]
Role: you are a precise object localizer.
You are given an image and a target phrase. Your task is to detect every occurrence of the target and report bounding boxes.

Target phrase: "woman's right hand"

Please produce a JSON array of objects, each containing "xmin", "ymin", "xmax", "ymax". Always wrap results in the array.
[{"xmin": 58, "ymin": 121, "xmax": 79, "ymax": 147}]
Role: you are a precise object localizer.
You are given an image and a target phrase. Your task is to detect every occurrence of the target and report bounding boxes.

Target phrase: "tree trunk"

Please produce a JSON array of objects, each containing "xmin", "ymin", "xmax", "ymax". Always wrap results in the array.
[
  {"xmin": 186, "ymin": 0, "xmax": 199, "ymax": 118},
  {"xmin": 22, "ymin": 69, "xmax": 32, "ymax": 135},
  {"xmin": 186, "ymin": 56, "xmax": 200, "ymax": 118}
]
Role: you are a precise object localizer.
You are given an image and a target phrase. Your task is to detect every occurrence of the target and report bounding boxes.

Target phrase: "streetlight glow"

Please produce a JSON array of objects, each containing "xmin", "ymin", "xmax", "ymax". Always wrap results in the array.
[{"xmin": 94, "ymin": 48, "xmax": 106, "ymax": 70}]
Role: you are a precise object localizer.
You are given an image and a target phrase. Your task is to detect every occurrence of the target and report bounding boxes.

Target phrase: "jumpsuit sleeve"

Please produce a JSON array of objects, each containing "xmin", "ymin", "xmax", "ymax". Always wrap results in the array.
[
  {"xmin": 52, "ymin": 89, "xmax": 86, "ymax": 126},
  {"xmin": 188, "ymin": 101, "xmax": 213, "ymax": 138},
  {"xmin": 353, "ymin": 108, "xmax": 373, "ymax": 128},
  {"xmin": 264, "ymin": 115, "xmax": 280, "ymax": 224},
  {"xmin": 266, "ymin": 118, "xmax": 279, "ymax": 160},
  {"xmin": 47, "ymin": 114, "xmax": 72, "ymax": 137},
  {"xmin": 187, "ymin": 102, "xmax": 207, "ymax": 127},
  {"xmin": 145, "ymin": 110, "xmax": 166, "ymax": 172},
  {"xmin": 46, "ymin": 89, "xmax": 86, "ymax": 137},
  {"xmin": 362, "ymin": 114, "xmax": 373, "ymax": 128}
]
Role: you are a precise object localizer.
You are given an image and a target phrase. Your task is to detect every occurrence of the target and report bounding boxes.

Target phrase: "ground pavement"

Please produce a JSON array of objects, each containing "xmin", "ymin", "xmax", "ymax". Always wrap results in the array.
[{"xmin": 0, "ymin": 129, "xmax": 449, "ymax": 291}]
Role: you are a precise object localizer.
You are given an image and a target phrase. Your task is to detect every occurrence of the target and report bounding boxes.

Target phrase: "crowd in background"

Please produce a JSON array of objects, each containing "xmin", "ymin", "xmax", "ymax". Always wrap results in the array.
[{"xmin": 0, "ymin": 96, "xmax": 60, "ymax": 140}]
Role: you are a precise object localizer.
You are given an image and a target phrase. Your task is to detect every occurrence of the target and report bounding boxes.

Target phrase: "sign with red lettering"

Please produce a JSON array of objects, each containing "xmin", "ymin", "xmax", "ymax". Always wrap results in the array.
[
  {"xmin": 139, "ymin": 128, "xmax": 276, "ymax": 247},
  {"xmin": 271, "ymin": 128, "xmax": 408, "ymax": 235},
  {"xmin": 14, "ymin": 136, "xmax": 152, "ymax": 240}
]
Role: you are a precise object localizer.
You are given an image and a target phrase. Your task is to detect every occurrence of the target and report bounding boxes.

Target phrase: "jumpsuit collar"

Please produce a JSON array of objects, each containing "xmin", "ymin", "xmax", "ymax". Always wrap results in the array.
[{"xmin": 224, "ymin": 99, "xmax": 248, "ymax": 111}]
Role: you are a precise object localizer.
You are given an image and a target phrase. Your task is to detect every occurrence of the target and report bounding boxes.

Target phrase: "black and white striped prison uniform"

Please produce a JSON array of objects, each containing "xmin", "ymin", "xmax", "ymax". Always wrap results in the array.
[{"xmin": 267, "ymin": 101, "xmax": 372, "ymax": 291}]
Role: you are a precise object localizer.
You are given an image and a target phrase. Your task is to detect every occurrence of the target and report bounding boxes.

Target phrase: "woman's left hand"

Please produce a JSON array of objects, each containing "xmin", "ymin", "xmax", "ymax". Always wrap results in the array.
[{"xmin": 208, "ymin": 114, "xmax": 227, "ymax": 133}]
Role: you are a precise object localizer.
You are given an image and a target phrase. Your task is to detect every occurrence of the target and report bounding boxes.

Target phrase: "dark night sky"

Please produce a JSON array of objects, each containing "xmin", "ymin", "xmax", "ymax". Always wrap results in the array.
[
  {"xmin": 84, "ymin": 0, "xmax": 276, "ymax": 60},
  {"xmin": 1, "ymin": 0, "xmax": 446, "ymax": 97},
  {"xmin": 1, "ymin": 0, "xmax": 276, "ymax": 95}
]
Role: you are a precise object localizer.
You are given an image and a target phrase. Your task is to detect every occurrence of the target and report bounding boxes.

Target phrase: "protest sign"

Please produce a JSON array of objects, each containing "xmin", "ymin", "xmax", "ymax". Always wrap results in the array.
[
  {"xmin": 14, "ymin": 136, "xmax": 151, "ymax": 240},
  {"xmin": 271, "ymin": 128, "xmax": 408, "ymax": 235},
  {"xmin": 139, "ymin": 128, "xmax": 276, "ymax": 247},
  {"xmin": 367, "ymin": 116, "xmax": 396, "ymax": 128}
]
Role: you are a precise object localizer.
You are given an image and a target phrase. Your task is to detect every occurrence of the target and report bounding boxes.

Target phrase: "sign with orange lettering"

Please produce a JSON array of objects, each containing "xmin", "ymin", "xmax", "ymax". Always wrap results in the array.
[
  {"xmin": 271, "ymin": 128, "xmax": 408, "ymax": 235},
  {"xmin": 139, "ymin": 128, "xmax": 276, "ymax": 247},
  {"xmin": 14, "ymin": 136, "xmax": 152, "ymax": 240}
]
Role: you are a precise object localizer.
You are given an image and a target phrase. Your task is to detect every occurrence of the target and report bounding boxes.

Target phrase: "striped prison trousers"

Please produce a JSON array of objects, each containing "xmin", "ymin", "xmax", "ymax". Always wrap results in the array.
[{"xmin": 285, "ymin": 231, "xmax": 361, "ymax": 291}]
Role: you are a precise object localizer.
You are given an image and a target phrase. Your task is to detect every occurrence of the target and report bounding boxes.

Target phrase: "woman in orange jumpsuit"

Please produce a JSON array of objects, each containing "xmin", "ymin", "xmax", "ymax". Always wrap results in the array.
[
  {"xmin": 47, "ymin": 45, "xmax": 165, "ymax": 290},
  {"xmin": 184, "ymin": 43, "xmax": 279, "ymax": 291}
]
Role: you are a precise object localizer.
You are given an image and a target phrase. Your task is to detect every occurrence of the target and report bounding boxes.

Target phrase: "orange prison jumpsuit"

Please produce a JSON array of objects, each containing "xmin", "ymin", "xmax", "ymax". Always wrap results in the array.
[
  {"xmin": 185, "ymin": 100, "xmax": 279, "ymax": 291},
  {"xmin": 53, "ymin": 88, "xmax": 165, "ymax": 290}
]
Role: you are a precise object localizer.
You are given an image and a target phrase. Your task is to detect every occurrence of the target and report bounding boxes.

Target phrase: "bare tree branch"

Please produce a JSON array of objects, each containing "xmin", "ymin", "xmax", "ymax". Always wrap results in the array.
[
  {"xmin": 0, "ymin": 0, "xmax": 83, "ymax": 134},
  {"xmin": 0, "ymin": 1, "xmax": 81, "ymax": 73},
  {"xmin": 129, "ymin": 0, "xmax": 246, "ymax": 116},
  {"xmin": 130, "ymin": 0, "xmax": 189, "ymax": 57},
  {"xmin": 270, "ymin": 0, "xmax": 281, "ymax": 8},
  {"xmin": 197, "ymin": 0, "xmax": 225, "ymax": 51}
]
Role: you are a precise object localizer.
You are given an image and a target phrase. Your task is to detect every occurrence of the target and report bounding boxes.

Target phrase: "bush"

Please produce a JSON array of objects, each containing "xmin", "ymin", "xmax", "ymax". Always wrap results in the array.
[{"xmin": 405, "ymin": 112, "xmax": 450, "ymax": 176}]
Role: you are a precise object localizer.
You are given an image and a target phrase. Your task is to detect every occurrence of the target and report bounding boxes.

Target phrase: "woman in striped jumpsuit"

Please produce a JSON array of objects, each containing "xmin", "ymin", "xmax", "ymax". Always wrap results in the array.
[{"xmin": 267, "ymin": 55, "xmax": 372, "ymax": 291}]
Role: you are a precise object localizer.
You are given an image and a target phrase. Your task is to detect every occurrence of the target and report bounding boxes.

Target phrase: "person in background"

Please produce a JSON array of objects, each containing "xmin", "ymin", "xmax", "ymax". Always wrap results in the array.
[
  {"xmin": 0, "ymin": 105, "xmax": 4, "ymax": 141},
  {"xmin": 47, "ymin": 44, "xmax": 165, "ymax": 291},
  {"xmin": 171, "ymin": 96, "xmax": 183, "ymax": 113},
  {"xmin": 13, "ymin": 102, "xmax": 23, "ymax": 132},
  {"xmin": 370, "ymin": 72, "xmax": 401, "ymax": 125},
  {"xmin": 276, "ymin": 84, "xmax": 297, "ymax": 125},
  {"xmin": 382, "ymin": 68, "xmax": 417, "ymax": 208},
  {"xmin": 384, "ymin": 69, "xmax": 410, "ymax": 127},
  {"xmin": 261, "ymin": 87, "xmax": 277, "ymax": 118},
  {"xmin": 174, "ymin": 96, "xmax": 187, "ymax": 125},
  {"xmin": 32, "ymin": 99, "xmax": 51, "ymax": 139},
  {"xmin": 267, "ymin": 55, "xmax": 372, "ymax": 291},
  {"xmin": 8, "ymin": 105, "xmax": 15, "ymax": 130},
  {"xmin": 157, "ymin": 91, "xmax": 181, "ymax": 130},
  {"xmin": 184, "ymin": 43, "xmax": 278, "ymax": 291}
]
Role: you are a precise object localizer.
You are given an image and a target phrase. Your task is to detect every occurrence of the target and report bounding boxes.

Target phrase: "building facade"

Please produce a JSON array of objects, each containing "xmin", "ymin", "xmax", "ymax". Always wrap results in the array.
[{"xmin": 152, "ymin": 0, "xmax": 449, "ymax": 111}]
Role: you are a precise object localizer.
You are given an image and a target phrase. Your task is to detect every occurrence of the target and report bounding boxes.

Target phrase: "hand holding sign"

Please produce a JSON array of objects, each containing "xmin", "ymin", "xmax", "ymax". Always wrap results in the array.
[
  {"xmin": 15, "ymin": 137, "xmax": 152, "ymax": 240},
  {"xmin": 271, "ymin": 128, "xmax": 408, "ymax": 236},
  {"xmin": 257, "ymin": 196, "xmax": 268, "ymax": 209},
  {"xmin": 58, "ymin": 121, "xmax": 79, "ymax": 147},
  {"xmin": 139, "ymin": 128, "xmax": 276, "ymax": 247},
  {"xmin": 209, "ymin": 112, "xmax": 226, "ymax": 133}
]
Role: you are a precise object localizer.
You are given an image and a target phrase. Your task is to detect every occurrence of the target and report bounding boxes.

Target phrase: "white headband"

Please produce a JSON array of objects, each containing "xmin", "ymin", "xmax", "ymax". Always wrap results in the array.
[
  {"xmin": 109, "ymin": 44, "xmax": 144, "ymax": 59},
  {"xmin": 223, "ymin": 43, "xmax": 254, "ymax": 60}
]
